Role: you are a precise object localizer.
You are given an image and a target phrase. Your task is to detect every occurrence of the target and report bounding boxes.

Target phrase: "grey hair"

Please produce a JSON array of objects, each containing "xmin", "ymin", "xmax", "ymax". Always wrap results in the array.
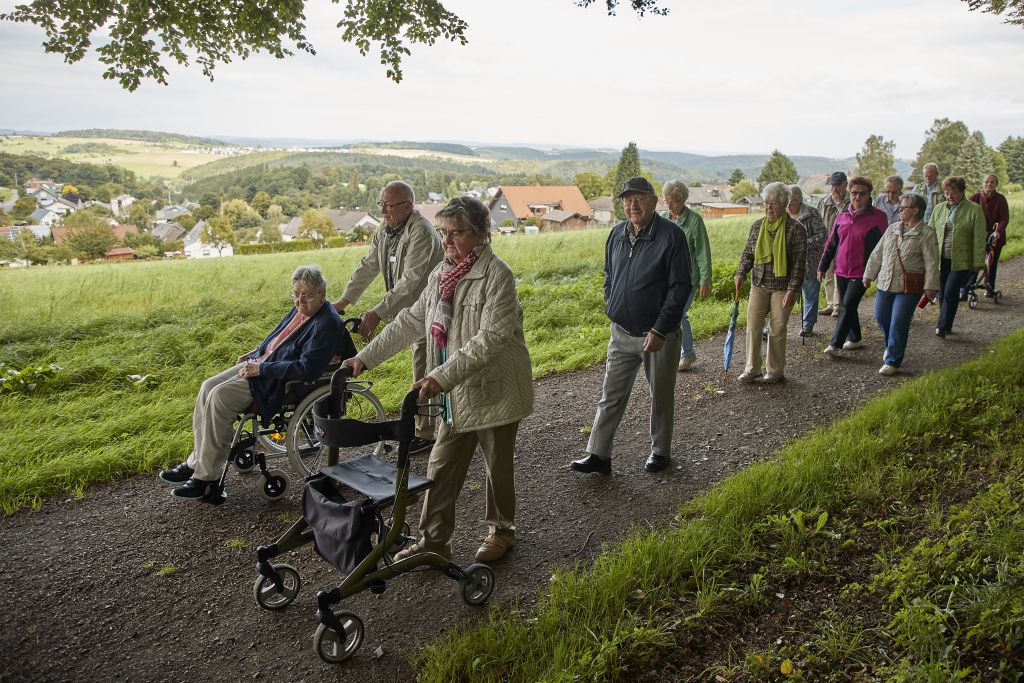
[
  {"xmin": 923, "ymin": 162, "xmax": 939, "ymax": 173},
  {"xmin": 885, "ymin": 175, "xmax": 904, "ymax": 190},
  {"xmin": 787, "ymin": 185, "xmax": 803, "ymax": 203},
  {"xmin": 292, "ymin": 265, "xmax": 328, "ymax": 294},
  {"xmin": 762, "ymin": 182, "xmax": 791, "ymax": 207},
  {"xmin": 662, "ymin": 179, "xmax": 690, "ymax": 203},
  {"xmin": 382, "ymin": 180, "xmax": 416, "ymax": 204},
  {"xmin": 903, "ymin": 193, "xmax": 927, "ymax": 217}
]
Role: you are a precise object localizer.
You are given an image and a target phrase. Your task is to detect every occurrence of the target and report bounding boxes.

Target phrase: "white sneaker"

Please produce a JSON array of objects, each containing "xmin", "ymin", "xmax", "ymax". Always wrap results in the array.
[
  {"xmin": 823, "ymin": 345, "xmax": 841, "ymax": 357},
  {"xmin": 677, "ymin": 355, "xmax": 696, "ymax": 372},
  {"xmin": 878, "ymin": 364, "xmax": 898, "ymax": 376},
  {"xmin": 737, "ymin": 371, "xmax": 762, "ymax": 384},
  {"xmin": 842, "ymin": 340, "xmax": 865, "ymax": 350}
]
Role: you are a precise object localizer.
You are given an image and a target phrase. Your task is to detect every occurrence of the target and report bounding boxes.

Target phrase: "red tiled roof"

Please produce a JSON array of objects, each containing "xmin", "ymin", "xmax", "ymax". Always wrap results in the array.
[
  {"xmin": 105, "ymin": 247, "xmax": 135, "ymax": 257},
  {"xmin": 491, "ymin": 185, "xmax": 592, "ymax": 220}
]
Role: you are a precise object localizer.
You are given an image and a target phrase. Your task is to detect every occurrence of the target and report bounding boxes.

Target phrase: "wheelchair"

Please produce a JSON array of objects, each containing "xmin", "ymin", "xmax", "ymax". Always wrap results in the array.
[
  {"xmin": 251, "ymin": 369, "xmax": 494, "ymax": 664},
  {"xmin": 203, "ymin": 318, "xmax": 389, "ymax": 504}
]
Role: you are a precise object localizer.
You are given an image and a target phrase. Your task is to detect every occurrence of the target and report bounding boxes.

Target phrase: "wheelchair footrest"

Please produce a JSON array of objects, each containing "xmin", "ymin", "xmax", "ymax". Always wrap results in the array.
[{"xmin": 321, "ymin": 453, "xmax": 431, "ymax": 505}]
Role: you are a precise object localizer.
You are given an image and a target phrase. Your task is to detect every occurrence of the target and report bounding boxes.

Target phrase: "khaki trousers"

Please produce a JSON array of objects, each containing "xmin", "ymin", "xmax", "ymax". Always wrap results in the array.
[
  {"xmin": 823, "ymin": 264, "xmax": 838, "ymax": 309},
  {"xmin": 745, "ymin": 286, "xmax": 794, "ymax": 377},
  {"xmin": 411, "ymin": 336, "xmax": 435, "ymax": 440},
  {"xmin": 185, "ymin": 363, "xmax": 254, "ymax": 480},
  {"xmin": 418, "ymin": 420, "xmax": 520, "ymax": 553}
]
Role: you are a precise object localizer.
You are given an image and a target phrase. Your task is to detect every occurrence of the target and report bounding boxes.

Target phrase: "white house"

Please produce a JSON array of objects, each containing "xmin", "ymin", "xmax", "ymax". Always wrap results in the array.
[
  {"xmin": 183, "ymin": 221, "xmax": 234, "ymax": 259},
  {"xmin": 28, "ymin": 208, "xmax": 61, "ymax": 233}
]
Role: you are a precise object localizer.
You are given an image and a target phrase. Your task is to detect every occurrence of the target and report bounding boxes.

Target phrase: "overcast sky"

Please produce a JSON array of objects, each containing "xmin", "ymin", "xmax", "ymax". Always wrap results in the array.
[{"xmin": 0, "ymin": 0, "xmax": 1021, "ymax": 158}]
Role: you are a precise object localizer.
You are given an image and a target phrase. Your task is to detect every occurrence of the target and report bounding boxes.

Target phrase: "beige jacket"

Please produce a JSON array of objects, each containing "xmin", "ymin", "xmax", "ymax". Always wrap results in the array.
[
  {"xmin": 340, "ymin": 210, "xmax": 443, "ymax": 321},
  {"xmin": 358, "ymin": 244, "xmax": 534, "ymax": 432},
  {"xmin": 864, "ymin": 220, "xmax": 940, "ymax": 293}
]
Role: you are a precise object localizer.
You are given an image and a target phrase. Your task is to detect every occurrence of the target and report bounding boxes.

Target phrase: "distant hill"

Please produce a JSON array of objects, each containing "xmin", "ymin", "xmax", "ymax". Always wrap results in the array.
[
  {"xmin": 55, "ymin": 129, "xmax": 226, "ymax": 146},
  {"xmin": 345, "ymin": 141, "xmax": 478, "ymax": 157}
]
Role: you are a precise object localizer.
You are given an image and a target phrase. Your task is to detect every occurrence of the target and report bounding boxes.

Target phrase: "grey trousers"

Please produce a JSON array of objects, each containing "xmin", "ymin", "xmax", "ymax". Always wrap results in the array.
[
  {"xmin": 185, "ymin": 363, "xmax": 254, "ymax": 480},
  {"xmin": 418, "ymin": 420, "xmax": 519, "ymax": 554},
  {"xmin": 586, "ymin": 323, "xmax": 681, "ymax": 461},
  {"xmin": 411, "ymin": 336, "xmax": 435, "ymax": 440}
]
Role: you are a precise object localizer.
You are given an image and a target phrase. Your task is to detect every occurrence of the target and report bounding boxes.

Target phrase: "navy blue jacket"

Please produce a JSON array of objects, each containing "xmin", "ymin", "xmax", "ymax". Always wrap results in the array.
[
  {"xmin": 247, "ymin": 302, "xmax": 351, "ymax": 421},
  {"xmin": 604, "ymin": 214, "xmax": 693, "ymax": 337}
]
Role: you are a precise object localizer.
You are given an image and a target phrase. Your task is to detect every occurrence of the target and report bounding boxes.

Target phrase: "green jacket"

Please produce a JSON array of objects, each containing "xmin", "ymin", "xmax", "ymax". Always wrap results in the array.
[
  {"xmin": 662, "ymin": 208, "xmax": 712, "ymax": 288},
  {"xmin": 928, "ymin": 199, "xmax": 987, "ymax": 271}
]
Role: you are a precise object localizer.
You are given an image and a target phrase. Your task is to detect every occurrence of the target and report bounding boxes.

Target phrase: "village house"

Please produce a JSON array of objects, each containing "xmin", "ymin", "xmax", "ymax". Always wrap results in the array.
[
  {"xmin": 183, "ymin": 221, "xmax": 234, "ymax": 259},
  {"xmin": 104, "ymin": 246, "xmax": 135, "ymax": 262},
  {"xmin": 539, "ymin": 210, "xmax": 597, "ymax": 232},
  {"xmin": 589, "ymin": 196, "xmax": 614, "ymax": 225},
  {"xmin": 22, "ymin": 178, "xmax": 63, "ymax": 194},
  {"xmin": 279, "ymin": 210, "xmax": 380, "ymax": 242},
  {"xmin": 153, "ymin": 222, "xmax": 186, "ymax": 242},
  {"xmin": 487, "ymin": 185, "xmax": 592, "ymax": 230},
  {"xmin": 414, "ymin": 203, "xmax": 446, "ymax": 227},
  {"xmin": 701, "ymin": 202, "xmax": 750, "ymax": 219},
  {"xmin": 155, "ymin": 204, "xmax": 190, "ymax": 224},
  {"xmin": 686, "ymin": 184, "xmax": 733, "ymax": 207}
]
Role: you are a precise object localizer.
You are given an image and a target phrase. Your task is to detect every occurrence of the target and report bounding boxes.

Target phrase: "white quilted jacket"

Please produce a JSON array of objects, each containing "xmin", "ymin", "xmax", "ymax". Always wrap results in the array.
[{"xmin": 358, "ymin": 244, "xmax": 534, "ymax": 431}]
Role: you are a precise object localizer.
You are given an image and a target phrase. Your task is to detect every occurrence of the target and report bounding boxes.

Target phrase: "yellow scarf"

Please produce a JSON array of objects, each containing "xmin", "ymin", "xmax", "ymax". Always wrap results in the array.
[{"xmin": 753, "ymin": 214, "xmax": 787, "ymax": 277}]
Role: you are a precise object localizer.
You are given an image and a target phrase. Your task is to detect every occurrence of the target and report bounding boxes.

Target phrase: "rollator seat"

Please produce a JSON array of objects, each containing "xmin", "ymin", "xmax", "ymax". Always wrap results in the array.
[{"xmin": 322, "ymin": 453, "xmax": 432, "ymax": 506}]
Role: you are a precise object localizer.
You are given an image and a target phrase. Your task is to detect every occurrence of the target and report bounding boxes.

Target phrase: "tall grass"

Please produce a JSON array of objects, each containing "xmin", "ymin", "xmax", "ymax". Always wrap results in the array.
[{"xmin": 414, "ymin": 328, "xmax": 1024, "ymax": 681}]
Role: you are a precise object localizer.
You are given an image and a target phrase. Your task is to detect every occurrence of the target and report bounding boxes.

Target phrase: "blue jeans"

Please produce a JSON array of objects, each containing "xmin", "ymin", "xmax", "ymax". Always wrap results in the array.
[
  {"xmin": 938, "ymin": 258, "xmax": 973, "ymax": 333},
  {"xmin": 874, "ymin": 290, "xmax": 919, "ymax": 368},
  {"xmin": 801, "ymin": 275, "xmax": 820, "ymax": 331},
  {"xmin": 679, "ymin": 286, "xmax": 697, "ymax": 359}
]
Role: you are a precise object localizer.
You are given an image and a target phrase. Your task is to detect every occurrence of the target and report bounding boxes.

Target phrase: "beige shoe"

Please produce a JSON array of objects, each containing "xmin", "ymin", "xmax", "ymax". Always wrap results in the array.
[
  {"xmin": 831, "ymin": 307, "xmax": 841, "ymax": 318},
  {"xmin": 475, "ymin": 533, "xmax": 515, "ymax": 563},
  {"xmin": 677, "ymin": 355, "xmax": 696, "ymax": 372},
  {"xmin": 737, "ymin": 371, "xmax": 762, "ymax": 384},
  {"xmin": 878, "ymin": 364, "xmax": 898, "ymax": 376},
  {"xmin": 393, "ymin": 540, "xmax": 450, "ymax": 562}
]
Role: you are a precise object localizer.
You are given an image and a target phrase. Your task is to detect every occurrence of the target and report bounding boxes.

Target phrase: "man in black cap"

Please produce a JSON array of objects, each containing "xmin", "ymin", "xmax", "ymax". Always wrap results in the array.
[
  {"xmin": 816, "ymin": 171, "xmax": 850, "ymax": 317},
  {"xmin": 571, "ymin": 177, "xmax": 692, "ymax": 474}
]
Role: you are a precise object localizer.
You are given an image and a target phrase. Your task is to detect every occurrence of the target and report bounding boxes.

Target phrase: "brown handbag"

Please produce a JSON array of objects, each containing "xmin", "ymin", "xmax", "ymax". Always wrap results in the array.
[{"xmin": 895, "ymin": 238, "xmax": 924, "ymax": 294}]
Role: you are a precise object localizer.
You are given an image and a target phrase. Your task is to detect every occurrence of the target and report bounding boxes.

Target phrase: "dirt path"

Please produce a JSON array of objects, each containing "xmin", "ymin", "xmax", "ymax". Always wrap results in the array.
[{"xmin": 2, "ymin": 259, "xmax": 1022, "ymax": 683}]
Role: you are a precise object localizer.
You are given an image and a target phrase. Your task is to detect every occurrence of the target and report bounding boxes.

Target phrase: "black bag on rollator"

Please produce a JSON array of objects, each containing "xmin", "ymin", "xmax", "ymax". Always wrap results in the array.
[{"xmin": 303, "ymin": 473, "xmax": 374, "ymax": 575}]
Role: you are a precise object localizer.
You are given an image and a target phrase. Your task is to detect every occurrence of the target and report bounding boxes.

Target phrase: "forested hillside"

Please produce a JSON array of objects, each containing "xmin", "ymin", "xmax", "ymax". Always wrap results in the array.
[{"xmin": 55, "ymin": 129, "xmax": 226, "ymax": 146}]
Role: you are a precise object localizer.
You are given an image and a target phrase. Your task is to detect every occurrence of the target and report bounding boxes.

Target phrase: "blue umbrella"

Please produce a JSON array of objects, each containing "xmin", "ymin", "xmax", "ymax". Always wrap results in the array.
[{"xmin": 723, "ymin": 284, "xmax": 741, "ymax": 372}]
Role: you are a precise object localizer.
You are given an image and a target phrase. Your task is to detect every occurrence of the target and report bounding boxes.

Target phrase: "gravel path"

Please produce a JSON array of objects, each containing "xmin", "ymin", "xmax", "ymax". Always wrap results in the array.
[{"xmin": 2, "ymin": 258, "xmax": 1021, "ymax": 683}]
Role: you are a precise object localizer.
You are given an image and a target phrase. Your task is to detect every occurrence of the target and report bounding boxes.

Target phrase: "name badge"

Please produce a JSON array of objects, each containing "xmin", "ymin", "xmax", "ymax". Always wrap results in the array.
[{"xmin": 389, "ymin": 255, "xmax": 398, "ymax": 263}]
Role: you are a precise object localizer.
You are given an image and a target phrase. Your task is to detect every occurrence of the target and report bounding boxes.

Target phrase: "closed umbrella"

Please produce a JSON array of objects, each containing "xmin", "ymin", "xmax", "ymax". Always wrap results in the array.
[{"xmin": 723, "ymin": 283, "xmax": 741, "ymax": 372}]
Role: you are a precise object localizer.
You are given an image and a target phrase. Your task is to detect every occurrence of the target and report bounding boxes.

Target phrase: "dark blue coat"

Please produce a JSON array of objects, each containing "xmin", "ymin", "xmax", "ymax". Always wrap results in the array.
[
  {"xmin": 247, "ymin": 302, "xmax": 351, "ymax": 421},
  {"xmin": 604, "ymin": 214, "xmax": 693, "ymax": 337}
]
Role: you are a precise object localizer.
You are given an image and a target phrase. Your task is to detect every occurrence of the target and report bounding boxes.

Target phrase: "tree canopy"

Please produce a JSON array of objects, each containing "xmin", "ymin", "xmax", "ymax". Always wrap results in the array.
[
  {"xmin": 611, "ymin": 142, "xmax": 643, "ymax": 220},
  {"xmin": 963, "ymin": 0, "xmax": 1024, "ymax": 27},
  {"xmin": 1, "ymin": 0, "xmax": 665, "ymax": 90},
  {"xmin": 757, "ymin": 150, "xmax": 799, "ymax": 187},
  {"xmin": 855, "ymin": 134, "xmax": 897, "ymax": 187}
]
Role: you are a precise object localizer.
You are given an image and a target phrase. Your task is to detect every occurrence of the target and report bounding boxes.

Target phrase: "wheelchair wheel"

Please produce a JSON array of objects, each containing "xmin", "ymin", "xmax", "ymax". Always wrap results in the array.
[
  {"xmin": 253, "ymin": 564, "xmax": 301, "ymax": 610},
  {"xmin": 258, "ymin": 469, "xmax": 289, "ymax": 501},
  {"xmin": 459, "ymin": 563, "xmax": 495, "ymax": 606},
  {"xmin": 994, "ymin": 291, "xmax": 1003, "ymax": 304},
  {"xmin": 313, "ymin": 611, "xmax": 363, "ymax": 663},
  {"xmin": 233, "ymin": 449, "xmax": 256, "ymax": 472},
  {"xmin": 257, "ymin": 431, "xmax": 288, "ymax": 457},
  {"xmin": 287, "ymin": 384, "xmax": 387, "ymax": 479},
  {"xmin": 967, "ymin": 291, "xmax": 978, "ymax": 309}
]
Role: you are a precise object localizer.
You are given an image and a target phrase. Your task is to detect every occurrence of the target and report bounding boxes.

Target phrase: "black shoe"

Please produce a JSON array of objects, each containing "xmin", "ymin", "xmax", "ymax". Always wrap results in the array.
[
  {"xmin": 645, "ymin": 454, "xmax": 669, "ymax": 472},
  {"xmin": 159, "ymin": 463, "xmax": 194, "ymax": 483},
  {"xmin": 959, "ymin": 292, "xmax": 968, "ymax": 302},
  {"xmin": 799, "ymin": 328, "xmax": 814, "ymax": 338},
  {"xmin": 171, "ymin": 478, "xmax": 218, "ymax": 500},
  {"xmin": 569, "ymin": 453, "xmax": 611, "ymax": 474},
  {"xmin": 408, "ymin": 437, "xmax": 435, "ymax": 455},
  {"xmin": 936, "ymin": 328, "xmax": 947, "ymax": 338}
]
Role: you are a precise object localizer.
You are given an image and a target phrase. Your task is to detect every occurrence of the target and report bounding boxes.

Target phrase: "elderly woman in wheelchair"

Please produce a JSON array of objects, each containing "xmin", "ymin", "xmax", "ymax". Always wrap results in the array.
[{"xmin": 159, "ymin": 265, "xmax": 348, "ymax": 502}]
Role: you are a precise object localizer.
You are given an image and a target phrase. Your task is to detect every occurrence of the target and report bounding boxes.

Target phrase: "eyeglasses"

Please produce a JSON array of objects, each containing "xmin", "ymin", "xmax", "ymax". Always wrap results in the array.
[
  {"xmin": 437, "ymin": 227, "xmax": 473, "ymax": 241},
  {"xmin": 377, "ymin": 200, "xmax": 411, "ymax": 211},
  {"xmin": 290, "ymin": 292, "xmax": 318, "ymax": 303},
  {"xmin": 849, "ymin": 191, "xmax": 868, "ymax": 197},
  {"xmin": 899, "ymin": 205, "xmax": 915, "ymax": 211},
  {"xmin": 621, "ymin": 195, "xmax": 651, "ymax": 206}
]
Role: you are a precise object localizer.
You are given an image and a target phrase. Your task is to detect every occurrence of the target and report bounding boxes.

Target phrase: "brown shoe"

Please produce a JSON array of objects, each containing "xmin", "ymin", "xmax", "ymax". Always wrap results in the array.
[
  {"xmin": 393, "ymin": 540, "xmax": 450, "ymax": 562},
  {"xmin": 475, "ymin": 533, "xmax": 515, "ymax": 562}
]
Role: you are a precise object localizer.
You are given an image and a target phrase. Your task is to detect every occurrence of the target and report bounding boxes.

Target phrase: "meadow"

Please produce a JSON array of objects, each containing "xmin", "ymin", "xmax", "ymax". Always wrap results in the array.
[
  {"xmin": 0, "ymin": 135, "xmax": 225, "ymax": 180},
  {"xmin": 0, "ymin": 215, "xmax": 754, "ymax": 512}
]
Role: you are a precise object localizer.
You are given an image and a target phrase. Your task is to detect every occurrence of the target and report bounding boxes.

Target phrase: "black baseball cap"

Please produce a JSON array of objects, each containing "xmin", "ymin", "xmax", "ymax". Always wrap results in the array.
[
  {"xmin": 827, "ymin": 171, "xmax": 848, "ymax": 185},
  {"xmin": 617, "ymin": 176, "xmax": 656, "ymax": 197}
]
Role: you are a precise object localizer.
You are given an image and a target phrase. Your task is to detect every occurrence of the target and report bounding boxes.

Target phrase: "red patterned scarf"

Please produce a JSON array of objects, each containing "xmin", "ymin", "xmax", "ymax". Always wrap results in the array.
[{"xmin": 430, "ymin": 250, "xmax": 479, "ymax": 348}]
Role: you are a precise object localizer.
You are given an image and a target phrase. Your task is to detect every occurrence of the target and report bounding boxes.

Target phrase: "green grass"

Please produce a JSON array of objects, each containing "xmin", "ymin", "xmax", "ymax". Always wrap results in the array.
[
  {"xmin": 413, "ymin": 328, "xmax": 1024, "ymax": 682},
  {"xmin": 0, "ymin": 215, "xmax": 756, "ymax": 512}
]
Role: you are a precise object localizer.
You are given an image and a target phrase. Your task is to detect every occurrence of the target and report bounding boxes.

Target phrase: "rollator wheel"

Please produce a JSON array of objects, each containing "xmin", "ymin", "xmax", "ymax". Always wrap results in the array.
[
  {"xmin": 253, "ymin": 564, "xmax": 301, "ymax": 610},
  {"xmin": 967, "ymin": 292, "xmax": 978, "ymax": 309},
  {"xmin": 994, "ymin": 291, "xmax": 1002, "ymax": 304},
  {"xmin": 459, "ymin": 563, "xmax": 495, "ymax": 606},
  {"xmin": 382, "ymin": 519, "xmax": 412, "ymax": 556},
  {"xmin": 258, "ymin": 469, "xmax": 289, "ymax": 501},
  {"xmin": 234, "ymin": 449, "xmax": 256, "ymax": 472},
  {"xmin": 313, "ymin": 610, "xmax": 363, "ymax": 663}
]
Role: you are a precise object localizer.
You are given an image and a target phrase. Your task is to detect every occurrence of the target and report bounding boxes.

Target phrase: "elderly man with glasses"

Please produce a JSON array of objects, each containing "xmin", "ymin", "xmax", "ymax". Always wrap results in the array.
[
  {"xmin": 571, "ymin": 177, "xmax": 692, "ymax": 475},
  {"xmin": 334, "ymin": 180, "xmax": 443, "ymax": 453}
]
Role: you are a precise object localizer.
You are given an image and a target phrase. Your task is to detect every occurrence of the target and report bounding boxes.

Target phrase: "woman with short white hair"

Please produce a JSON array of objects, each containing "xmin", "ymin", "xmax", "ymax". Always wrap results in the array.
[
  {"xmin": 661, "ymin": 179, "xmax": 713, "ymax": 371},
  {"xmin": 735, "ymin": 183, "xmax": 807, "ymax": 383}
]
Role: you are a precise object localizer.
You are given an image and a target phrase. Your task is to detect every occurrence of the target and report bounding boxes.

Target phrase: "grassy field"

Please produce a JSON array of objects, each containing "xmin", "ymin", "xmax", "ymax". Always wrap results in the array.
[
  {"xmin": 0, "ymin": 135, "xmax": 226, "ymax": 180},
  {"xmin": 0, "ymin": 214, "xmax": 754, "ymax": 512},
  {"xmin": 1, "ymin": 198, "xmax": 1021, "ymax": 512},
  {"xmin": 415, "ymin": 327, "xmax": 1024, "ymax": 681}
]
